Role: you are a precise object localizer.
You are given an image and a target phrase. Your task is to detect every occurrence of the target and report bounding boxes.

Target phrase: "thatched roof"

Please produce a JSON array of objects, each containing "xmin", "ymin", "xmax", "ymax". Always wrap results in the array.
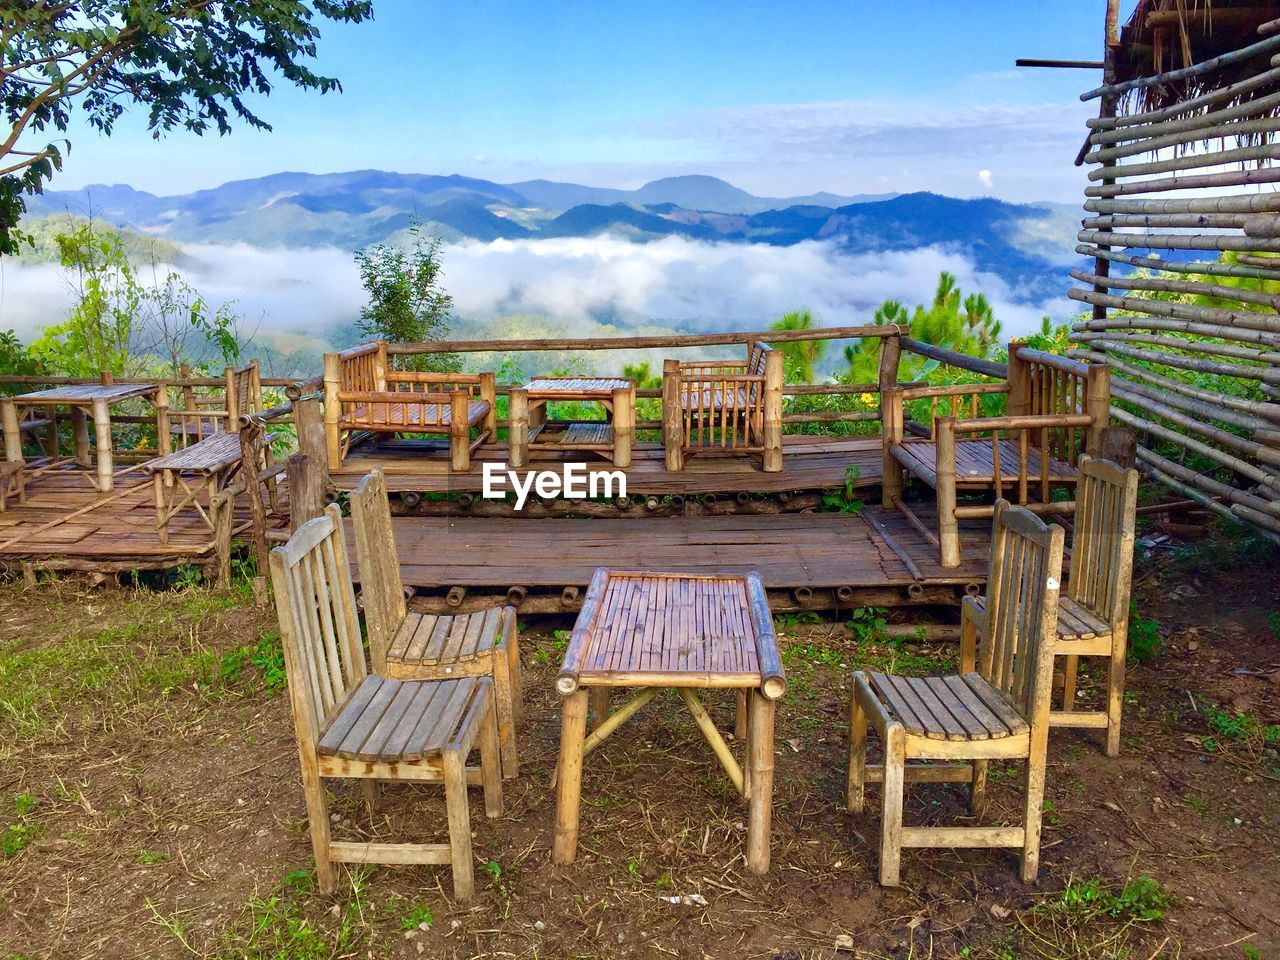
[{"xmin": 1112, "ymin": 0, "xmax": 1280, "ymax": 113}]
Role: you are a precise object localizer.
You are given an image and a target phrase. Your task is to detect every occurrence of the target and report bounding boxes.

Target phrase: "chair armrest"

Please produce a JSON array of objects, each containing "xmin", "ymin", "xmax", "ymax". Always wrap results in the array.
[
  {"xmin": 336, "ymin": 390, "xmax": 453, "ymax": 404},
  {"xmin": 746, "ymin": 572, "xmax": 786, "ymax": 699}
]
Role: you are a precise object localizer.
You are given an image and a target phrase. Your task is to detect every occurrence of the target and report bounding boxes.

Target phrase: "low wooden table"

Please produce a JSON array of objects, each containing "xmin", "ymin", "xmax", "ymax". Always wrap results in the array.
[
  {"xmin": 1, "ymin": 383, "xmax": 166, "ymax": 493},
  {"xmin": 552, "ymin": 568, "xmax": 786, "ymax": 874},
  {"xmin": 508, "ymin": 377, "xmax": 635, "ymax": 468}
]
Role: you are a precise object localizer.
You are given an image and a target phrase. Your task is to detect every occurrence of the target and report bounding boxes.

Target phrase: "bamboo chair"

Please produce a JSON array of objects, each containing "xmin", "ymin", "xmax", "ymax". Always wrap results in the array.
[
  {"xmin": 964, "ymin": 456, "xmax": 1138, "ymax": 756},
  {"xmin": 847, "ymin": 501, "xmax": 1064, "ymax": 886},
  {"xmin": 269, "ymin": 505, "xmax": 503, "ymax": 899},
  {"xmin": 351, "ymin": 468, "xmax": 521, "ymax": 778}
]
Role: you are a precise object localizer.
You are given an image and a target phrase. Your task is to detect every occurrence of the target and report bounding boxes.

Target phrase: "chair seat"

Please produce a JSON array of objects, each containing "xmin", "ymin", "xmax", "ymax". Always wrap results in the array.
[
  {"xmin": 970, "ymin": 595, "xmax": 1112, "ymax": 642},
  {"xmin": 868, "ymin": 671, "xmax": 1029, "ymax": 742},
  {"xmin": 891, "ymin": 438, "xmax": 1076, "ymax": 487},
  {"xmin": 387, "ymin": 607, "xmax": 511, "ymax": 669},
  {"xmin": 142, "ymin": 432, "xmax": 249, "ymax": 475},
  {"xmin": 317, "ymin": 675, "xmax": 489, "ymax": 762},
  {"xmin": 342, "ymin": 400, "xmax": 490, "ymax": 431}
]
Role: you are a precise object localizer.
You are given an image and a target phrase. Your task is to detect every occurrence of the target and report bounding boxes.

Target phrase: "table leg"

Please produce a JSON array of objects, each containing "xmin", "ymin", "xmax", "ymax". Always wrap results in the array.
[
  {"xmin": 92, "ymin": 398, "xmax": 113, "ymax": 493},
  {"xmin": 1, "ymin": 399, "xmax": 21, "ymax": 464},
  {"xmin": 509, "ymin": 388, "xmax": 529, "ymax": 468},
  {"xmin": 611, "ymin": 386, "xmax": 633, "ymax": 468},
  {"xmin": 746, "ymin": 690, "xmax": 775, "ymax": 875},
  {"xmin": 72, "ymin": 407, "xmax": 90, "ymax": 468},
  {"xmin": 552, "ymin": 689, "xmax": 589, "ymax": 866}
]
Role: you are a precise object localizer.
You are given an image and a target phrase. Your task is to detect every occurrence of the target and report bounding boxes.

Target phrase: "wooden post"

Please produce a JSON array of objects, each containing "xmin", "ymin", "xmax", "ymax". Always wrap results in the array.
[
  {"xmin": 1, "ymin": 399, "xmax": 21, "ymax": 464},
  {"xmin": 745, "ymin": 690, "xmax": 775, "ymax": 874},
  {"xmin": 72, "ymin": 407, "xmax": 90, "ymax": 467},
  {"xmin": 552, "ymin": 689, "xmax": 589, "ymax": 866},
  {"xmin": 936, "ymin": 416, "xmax": 961, "ymax": 568},
  {"xmin": 479, "ymin": 371, "xmax": 497, "ymax": 436},
  {"xmin": 1006, "ymin": 341, "xmax": 1030, "ymax": 418},
  {"xmin": 662, "ymin": 359, "xmax": 684, "ymax": 471},
  {"xmin": 92, "ymin": 397, "xmax": 113, "ymax": 493},
  {"xmin": 240, "ymin": 422, "xmax": 270, "ymax": 572},
  {"xmin": 509, "ymin": 388, "xmax": 529, "ymax": 468},
  {"xmin": 293, "ymin": 396, "xmax": 327, "ymax": 468},
  {"xmin": 154, "ymin": 384, "xmax": 171, "ymax": 456},
  {"xmin": 179, "ymin": 362, "xmax": 196, "ymax": 439},
  {"xmin": 287, "ymin": 452, "xmax": 325, "ymax": 533},
  {"xmin": 611, "ymin": 385, "xmax": 633, "ymax": 468},
  {"xmin": 211, "ymin": 491, "xmax": 234, "ymax": 590},
  {"xmin": 762, "ymin": 349, "xmax": 783, "ymax": 472},
  {"xmin": 449, "ymin": 389, "xmax": 470, "ymax": 472},
  {"xmin": 1085, "ymin": 364, "xmax": 1111, "ymax": 454},
  {"xmin": 877, "ymin": 332, "xmax": 903, "ymax": 393},
  {"xmin": 224, "ymin": 365, "xmax": 239, "ymax": 425},
  {"xmin": 880, "ymin": 388, "xmax": 904, "ymax": 508},
  {"xmin": 1099, "ymin": 426, "xmax": 1136, "ymax": 468},
  {"xmin": 322, "ymin": 352, "xmax": 342, "ymax": 471},
  {"xmin": 372, "ymin": 341, "xmax": 389, "ymax": 391}
]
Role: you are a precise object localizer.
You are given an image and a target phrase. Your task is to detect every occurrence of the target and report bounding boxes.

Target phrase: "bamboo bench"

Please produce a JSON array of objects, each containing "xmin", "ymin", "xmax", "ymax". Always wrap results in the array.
[
  {"xmin": 662, "ymin": 340, "xmax": 784, "ymax": 472},
  {"xmin": 323, "ymin": 341, "xmax": 496, "ymax": 472},
  {"xmin": 882, "ymin": 342, "xmax": 1111, "ymax": 567}
]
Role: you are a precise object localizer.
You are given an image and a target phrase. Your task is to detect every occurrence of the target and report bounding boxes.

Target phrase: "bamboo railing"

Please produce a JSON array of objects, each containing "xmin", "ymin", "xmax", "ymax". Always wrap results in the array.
[{"xmin": 1071, "ymin": 19, "xmax": 1280, "ymax": 543}]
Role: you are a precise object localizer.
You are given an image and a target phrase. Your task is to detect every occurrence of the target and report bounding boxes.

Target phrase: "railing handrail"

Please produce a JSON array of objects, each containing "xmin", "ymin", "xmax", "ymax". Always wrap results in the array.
[
  {"xmin": 899, "ymin": 337, "xmax": 1008, "ymax": 378},
  {"xmin": 382, "ymin": 323, "xmax": 908, "ymax": 355},
  {"xmin": 0, "ymin": 374, "xmax": 297, "ymax": 388}
]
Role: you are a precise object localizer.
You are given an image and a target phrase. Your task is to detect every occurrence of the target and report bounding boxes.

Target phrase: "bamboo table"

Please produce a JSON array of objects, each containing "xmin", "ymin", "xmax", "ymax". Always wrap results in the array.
[
  {"xmin": 1, "ymin": 383, "xmax": 168, "ymax": 493},
  {"xmin": 552, "ymin": 568, "xmax": 786, "ymax": 874},
  {"xmin": 508, "ymin": 377, "xmax": 635, "ymax": 468}
]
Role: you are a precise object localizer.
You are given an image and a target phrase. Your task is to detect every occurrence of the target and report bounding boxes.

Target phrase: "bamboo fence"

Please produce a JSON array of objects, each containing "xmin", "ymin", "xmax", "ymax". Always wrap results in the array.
[{"xmin": 1072, "ymin": 14, "xmax": 1280, "ymax": 542}]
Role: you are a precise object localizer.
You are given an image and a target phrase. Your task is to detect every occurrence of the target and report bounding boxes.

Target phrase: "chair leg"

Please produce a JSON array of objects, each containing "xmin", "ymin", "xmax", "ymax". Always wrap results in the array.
[
  {"xmin": 1020, "ymin": 753, "xmax": 1048, "ymax": 884},
  {"xmin": 443, "ymin": 748, "xmax": 475, "ymax": 900},
  {"xmin": 1061, "ymin": 654, "xmax": 1079, "ymax": 712},
  {"xmin": 846, "ymin": 692, "xmax": 867, "ymax": 814},
  {"xmin": 970, "ymin": 760, "xmax": 988, "ymax": 816},
  {"xmin": 492, "ymin": 646, "xmax": 519, "ymax": 779},
  {"xmin": 879, "ymin": 724, "xmax": 906, "ymax": 886},
  {"xmin": 1106, "ymin": 645, "xmax": 1126, "ymax": 758},
  {"xmin": 297, "ymin": 753, "xmax": 335, "ymax": 894},
  {"xmin": 479, "ymin": 700, "xmax": 504, "ymax": 818},
  {"xmin": 735, "ymin": 689, "xmax": 747, "ymax": 741}
]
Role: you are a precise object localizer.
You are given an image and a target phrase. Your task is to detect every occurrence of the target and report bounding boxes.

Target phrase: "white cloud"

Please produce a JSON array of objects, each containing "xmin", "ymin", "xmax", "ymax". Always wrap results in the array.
[
  {"xmin": 0, "ymin": 236, "xmax": 1068, "ymax": 351},
  {"xmin": 978, "ymin": 169, "xmax": 994, "ymax": 190}
]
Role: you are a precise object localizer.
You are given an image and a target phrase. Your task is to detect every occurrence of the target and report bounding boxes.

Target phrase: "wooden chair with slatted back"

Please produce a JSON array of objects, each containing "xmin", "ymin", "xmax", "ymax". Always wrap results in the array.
[
  {"xmin": 269, "ymin": 504, "xmax": 503, "ymax": 899},
  {"xmin": 964, "ymin": 456, "xmax": 1137, "ymax": 756},
  {"xmin": 351, "ymin": 468, "xmax": 521, "ymax": 778},
  {"xmin": 847, "ymin": 501, "xmax": 1064, "ymax": 886}
]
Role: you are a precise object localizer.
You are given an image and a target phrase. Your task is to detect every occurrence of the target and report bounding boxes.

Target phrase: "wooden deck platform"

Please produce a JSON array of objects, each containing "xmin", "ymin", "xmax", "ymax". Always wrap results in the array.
[
  {"xmin": 352, "ymin": 506, "xmax": 990, "ymax": 613},
  {"xmin": 330, "ymin": 434, "xmax": 884, "ymax": 495},
  {"xmin": 0, "ymin": 467, "xmax": 282, "ymax": 572}
]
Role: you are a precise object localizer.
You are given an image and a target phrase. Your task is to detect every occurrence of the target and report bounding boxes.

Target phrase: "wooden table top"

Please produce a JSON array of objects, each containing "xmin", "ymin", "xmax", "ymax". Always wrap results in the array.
[
  {"xmin": 524, "ymin": 377, "xmax": 631, "ymax": 398},
  {"xmin": 557, "ymin": 568, "xmax": 786, "ymax": 695},
  {"xmin": 12, "ymin": 384, "xmax": 156, "ymax": 405}
]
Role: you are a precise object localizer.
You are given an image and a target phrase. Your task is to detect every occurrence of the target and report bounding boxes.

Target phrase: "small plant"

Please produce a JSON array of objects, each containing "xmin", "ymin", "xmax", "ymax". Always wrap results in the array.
[
  {"xmin": 251, "ymin": 633, "xmax": 288, "ymax": 692},
  {"xmin": 136, "ymin": 849, "xmax": 169, "ymax": 865},
  {"xmin": 1202, "ymin": 703, "xmax": 1280, "ymax": 761},
  {"xmin": 821, "ymin": 466, "xmax": 864, "ymax": 513},
  {"xmin": 1054, "ymin": 875, "xmax": 1171, "ymax": 922},
  {"xmin": 281, "ymin": 868, "xmax": 313, "ymax": 892},
  {"xmin": 2, "ymin": 822, "xmax": 36, "ymax": 857},
  {"xmin": 13, "ymin": 794, "xmax": 36, "ymax": 816},
  {"xmin": 775, "ymin": 611, "xmax": 820, "ymax": 629},
  {"xmin": 845, "ymin": 607, "xmax": 888, "ymax": 645},
  {"xmin": 400, "ymin": 904, "xmax": 434, "ymax": 931},
  {"xmin": 1127, "ymin": 602, "xmax": 1161, "ymax": 663}
]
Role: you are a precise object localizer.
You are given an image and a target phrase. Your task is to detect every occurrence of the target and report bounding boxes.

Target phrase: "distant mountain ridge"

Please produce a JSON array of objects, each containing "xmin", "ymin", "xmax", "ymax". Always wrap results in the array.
[{"xmin": 25, "ymin": 171, "xmax": 1081, "ymax": 301}]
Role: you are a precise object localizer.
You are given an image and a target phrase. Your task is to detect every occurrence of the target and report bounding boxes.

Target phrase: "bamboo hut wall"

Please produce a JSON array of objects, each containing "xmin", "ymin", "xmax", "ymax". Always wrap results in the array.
[{"xmin": 1072, "ymin": 13, "xmax": 1280, "ymax": 543}]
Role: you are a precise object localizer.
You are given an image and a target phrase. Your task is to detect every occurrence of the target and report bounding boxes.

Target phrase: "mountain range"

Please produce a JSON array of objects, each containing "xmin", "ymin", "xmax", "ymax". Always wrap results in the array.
[{"xmin": 25, "ymin": 171, "xmax": 1082, "ymax": 300}]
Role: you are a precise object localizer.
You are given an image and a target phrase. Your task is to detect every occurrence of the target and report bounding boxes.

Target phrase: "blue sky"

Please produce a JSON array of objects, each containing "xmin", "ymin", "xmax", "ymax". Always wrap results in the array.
[{"xmin": 51, "ymin": 1, "xmax": 1137, "ymax": 202}]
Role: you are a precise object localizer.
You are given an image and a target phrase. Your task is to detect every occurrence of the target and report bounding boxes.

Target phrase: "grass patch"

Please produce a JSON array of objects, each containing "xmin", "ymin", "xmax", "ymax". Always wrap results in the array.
[
  {"xmin": 1007, "ymin": 875, "xmax": 1170, "ymax": 960},
  {"xmin": 1127, "ymin": 602, "xmax": 1161, "ymax": 664}
]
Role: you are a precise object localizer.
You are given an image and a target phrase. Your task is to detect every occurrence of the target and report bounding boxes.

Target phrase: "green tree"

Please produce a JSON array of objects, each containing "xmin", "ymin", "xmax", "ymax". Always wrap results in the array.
[
  {"xmin": 769, "ymin": 309, "xmax": 826, "ymax": 383},
  {"xmin": 355, "ymin": 224, "xmax": 459, "ymax": 372},
  {"xmin": 843, "ymin": 272, "xmax": 1003, "ymax": 383},
  {"xmin": 0, "ymin": 0, "xmax": 372, "ymax": 254}
]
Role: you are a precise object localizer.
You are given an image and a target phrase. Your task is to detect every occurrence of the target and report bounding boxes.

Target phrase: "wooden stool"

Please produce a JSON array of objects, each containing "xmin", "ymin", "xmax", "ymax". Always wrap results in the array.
[{"xmin": 382, "ymin": 606, "xmax": 521, "ymax": 779}]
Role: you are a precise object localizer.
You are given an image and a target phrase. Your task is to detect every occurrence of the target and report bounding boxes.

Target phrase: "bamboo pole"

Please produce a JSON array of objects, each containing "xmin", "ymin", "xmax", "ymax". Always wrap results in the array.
[
  {"xmin": 1085, "ymin": 166, "xmax": 1280, "ymax": 198},
  {"xmin": 1112, "ymin": 405, "xmax": 1280, "ymax": 482},
  {"xmin": 1082, "ymin": 336, "xmax": 1280, "ymax": 384},
  {"xmin": 1076, "ymin": 330, "xmax": 1280, "ymax": 365},
  {"xmin": 1074, "ymin": 317, "xmax": 1280, "ymax": 350},
  {"xmin": 1077, "ymin": 227, "xmax": 1280, "ymax": 253},
  {"xmin": 1088, "ymin": 66, "xmax": 1280, "ymax": 130},
  {"xmin": 1088, "ymin": 88, "xmax": 1280, "ymax": 147},
  {"xmin": 1085, "ymin": 113, "xmax": 1280, "ymax": 164},
  {"xmin": 1068, "ymin": 288, "xmax": 1280, "ymax": 334},
  {"xmin": 1081, "ymin": 31, "xmax": 1280, "ymax": 100},
  {"xmin": 1083, "ymin": 194, "xmax": 1280, "ymax": 215},
  {"xmin": 1136, "ymin": 445, "xmax": 1280, "ymax": 520},
  {"xmin": 1069, "ymin": 268, "xmax": 1280, "ymax": 313}
]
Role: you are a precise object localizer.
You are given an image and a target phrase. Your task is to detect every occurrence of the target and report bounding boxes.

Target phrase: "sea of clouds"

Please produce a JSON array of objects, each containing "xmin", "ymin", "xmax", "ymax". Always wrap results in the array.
[{"xmin": 0, "ymin": 234, "xmax": 1069, "ymax": 346}]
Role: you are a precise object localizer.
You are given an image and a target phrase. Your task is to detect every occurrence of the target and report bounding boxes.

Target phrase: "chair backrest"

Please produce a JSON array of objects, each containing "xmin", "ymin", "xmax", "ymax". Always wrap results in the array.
[
  {"xmin": 1009, "ymin": 342, "xmax": 1110, "ymax": 464},
  {"xmin": 268, "ymin": 504, "xmax": 368, "ymax": 749},
  {"xmin": 747, "ymin": 340, "xmax": 770, "ymax": 376},
  {"xmin": 328, "ymin": 341, "xmax": 387, "ymax": 393},
  {"xmin": 1067, "ymin": 456, "xmax": 1139, "ymax": 625},
  {"xmin": 350, "ymin": 468, "xmax": 405, "ymax": 671},
  {"xmin": 978, "ymin": 501, "xmax": 1065, "ymax": 725},
  {"xmin": 226, "ymin": 360, "xmax": 264, "ymax": 425}
]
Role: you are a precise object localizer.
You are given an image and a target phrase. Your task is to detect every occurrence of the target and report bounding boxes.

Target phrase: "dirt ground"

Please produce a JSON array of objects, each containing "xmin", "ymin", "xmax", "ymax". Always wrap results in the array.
[{"xmin": 0, "ymin": 522, "xmax": 1277, "ymax": 960}]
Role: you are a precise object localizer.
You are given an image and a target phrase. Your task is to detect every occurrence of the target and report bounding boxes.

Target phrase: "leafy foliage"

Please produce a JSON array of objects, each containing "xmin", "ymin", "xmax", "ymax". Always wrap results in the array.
[
  {"xmin": 1127, "ymin": 602, "xmax": 1161, "ymax": 664},
  {"xmin": 769, "ymin": 309, "xmax": 825, "ymax": 383},
  {"xmin": 355, "ymin": 222, "xmax": 459, "ymax": 372},
  {"xmin": 0, "ymin": 1, "xmax": 373, "ymax": 253}
]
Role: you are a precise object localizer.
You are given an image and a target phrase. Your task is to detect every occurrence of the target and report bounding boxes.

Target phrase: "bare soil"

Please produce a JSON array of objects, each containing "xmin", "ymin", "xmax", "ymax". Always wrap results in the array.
[{"xmin": 0, "ymin": 525, "xmax": 1277, "ymax": 959}]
